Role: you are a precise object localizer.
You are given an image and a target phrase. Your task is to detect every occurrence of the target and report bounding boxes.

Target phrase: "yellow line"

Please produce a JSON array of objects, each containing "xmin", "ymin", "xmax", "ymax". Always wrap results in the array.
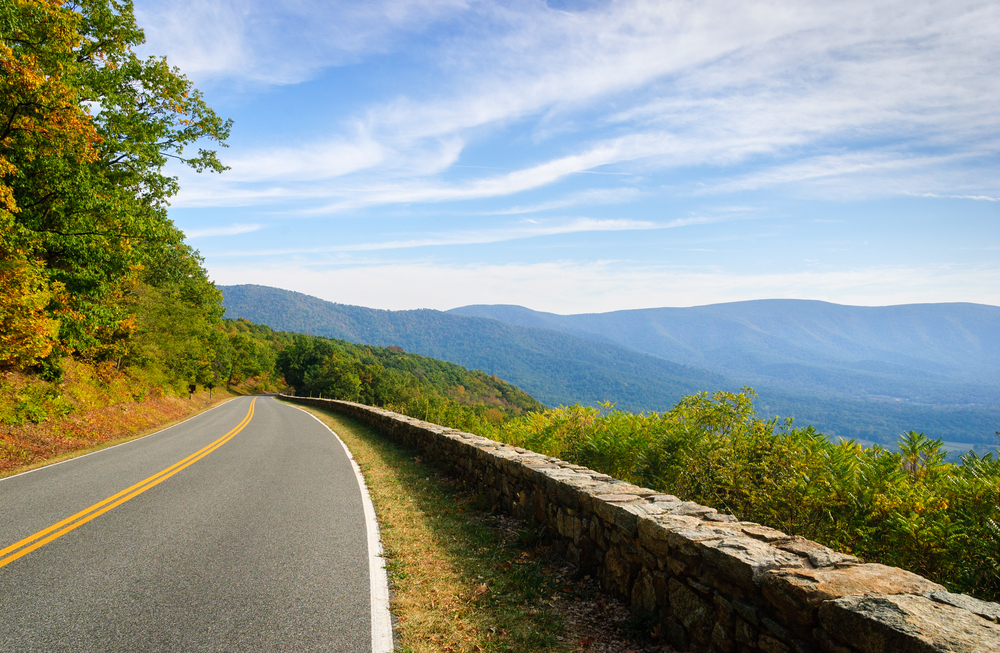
[{"xmin": 0, "ymin": 398, "xmax": 256, "ymax": 569}]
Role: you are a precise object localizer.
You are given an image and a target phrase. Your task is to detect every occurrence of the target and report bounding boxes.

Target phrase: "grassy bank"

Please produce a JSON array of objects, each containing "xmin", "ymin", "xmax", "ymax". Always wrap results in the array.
[
  {"xmin": 0, "ymin": 359, "xmax": 274, "ymax": 477},
  {"xmin": 0, "ymin": 390, "xmax": 236, "ymax": 478},
  {"xmin": 293, "ymin": 402, "xmax": 671, "ymax": 653}
]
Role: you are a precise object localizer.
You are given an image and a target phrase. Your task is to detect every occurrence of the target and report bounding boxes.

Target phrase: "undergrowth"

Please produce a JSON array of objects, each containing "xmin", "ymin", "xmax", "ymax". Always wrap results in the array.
[
  {"xmin": 380, "ymin": 388, "xmax": 1000, "ymax": 603},
  {"xmin": 0, "ymin": 359, "xmax": 281, "ymax": 428}
]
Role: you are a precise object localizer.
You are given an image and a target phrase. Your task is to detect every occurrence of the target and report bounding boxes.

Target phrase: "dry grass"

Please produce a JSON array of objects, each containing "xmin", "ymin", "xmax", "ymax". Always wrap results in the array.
[{"xmin": 294, "ymin": 403, "xmax": 675, "ymax": 653}]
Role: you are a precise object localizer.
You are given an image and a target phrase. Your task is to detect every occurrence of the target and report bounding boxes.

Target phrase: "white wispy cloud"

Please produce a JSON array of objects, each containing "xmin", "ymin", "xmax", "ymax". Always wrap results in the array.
[
  {"xmin": 136, "ymin": 0, "xmax": 470, "ymax": 85},
  {"xmin": 184, "ymin": 223, "xmax": 262, "ymax": 238},
  {"xmin": 478, "ymin": 188, "xmax": 643, "ymax": 215},
  {"xmin": 225, "ymin": 136, "xmax": 386, "ymax": 182},
  {"xmin": 914, "ymin": 193, "xmax": 1000, "ymax": 202},
  {"xmin": 164, "ymin": 0, "xmax": 1000, "ymax": 211},
  {"xmin": 210, "ymin": 217, "xmax": 664, "ymax": 256}
]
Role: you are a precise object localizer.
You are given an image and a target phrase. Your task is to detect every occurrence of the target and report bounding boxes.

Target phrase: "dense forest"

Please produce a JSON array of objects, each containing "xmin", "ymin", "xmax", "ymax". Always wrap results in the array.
[{"xmin": 275, "ymin": 330, "xmax": 543, "ymax": 427}]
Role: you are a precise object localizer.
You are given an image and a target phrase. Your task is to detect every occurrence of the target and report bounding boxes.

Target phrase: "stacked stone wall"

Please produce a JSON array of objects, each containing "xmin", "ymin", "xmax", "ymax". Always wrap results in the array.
[{"xmin": 284, "ymin": 395, "xmax": 1000, "ymax": 652}]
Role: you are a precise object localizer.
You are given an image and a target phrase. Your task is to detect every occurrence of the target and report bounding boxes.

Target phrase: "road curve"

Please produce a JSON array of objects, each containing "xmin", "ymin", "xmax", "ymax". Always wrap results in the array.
[{"xmin": 0, "ymin": 396, "xmax": 385, "ymax": 652}]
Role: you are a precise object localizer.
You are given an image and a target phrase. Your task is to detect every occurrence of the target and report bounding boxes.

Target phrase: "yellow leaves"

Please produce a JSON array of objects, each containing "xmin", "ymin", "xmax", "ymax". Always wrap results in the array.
[
  {"xmin": 0, "ymin": 0, "xmax": 101, "ymax": 183},
  {"xmin": 0, "ymin": 156, "xmax": 18, "ymax": 212},
  {"xmin": 0, "ymin": 251, "xmax": 60, "ymax": 368},
  {"xmin": 0, "ymin": 184, "xmax": 15, "ymax": 213}
]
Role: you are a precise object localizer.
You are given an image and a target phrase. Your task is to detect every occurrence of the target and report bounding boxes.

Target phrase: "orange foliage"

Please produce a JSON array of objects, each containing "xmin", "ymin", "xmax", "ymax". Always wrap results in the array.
[{"xmin": 0, "ymin": 0, "xmax": 99, "ymax": 216}]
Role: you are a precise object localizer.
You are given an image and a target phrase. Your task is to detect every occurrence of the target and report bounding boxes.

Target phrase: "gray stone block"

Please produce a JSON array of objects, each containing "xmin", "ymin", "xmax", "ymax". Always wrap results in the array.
[{"xmin": 820, "ymin": 593, "xmax": 1000, "ymax": 653}]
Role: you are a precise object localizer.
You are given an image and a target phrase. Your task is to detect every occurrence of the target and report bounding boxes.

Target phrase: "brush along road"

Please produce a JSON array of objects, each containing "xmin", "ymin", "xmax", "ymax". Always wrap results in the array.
[{"xmin": 0, "ymin": 396, "xmax": 390, "ymax": 652}]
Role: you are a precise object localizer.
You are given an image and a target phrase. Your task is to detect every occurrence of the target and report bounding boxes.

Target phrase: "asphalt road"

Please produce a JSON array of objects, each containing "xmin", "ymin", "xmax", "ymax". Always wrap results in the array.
[{"xmin": 0, "ymin": 396, "xmax": 378, "ymax": 652}]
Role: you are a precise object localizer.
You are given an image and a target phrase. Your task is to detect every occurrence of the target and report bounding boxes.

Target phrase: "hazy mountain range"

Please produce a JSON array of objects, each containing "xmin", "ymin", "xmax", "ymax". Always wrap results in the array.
[
  {"xmin": 450, "ymin": 301, "xmax": 1000, "ymax": 407},
  {"xmin": 219, "ymin": 285, "xmax": 727, "ymax": 409},
  {"xmin": 220, "ymin": 284, "xmax": 1000, "ymax": 453}
]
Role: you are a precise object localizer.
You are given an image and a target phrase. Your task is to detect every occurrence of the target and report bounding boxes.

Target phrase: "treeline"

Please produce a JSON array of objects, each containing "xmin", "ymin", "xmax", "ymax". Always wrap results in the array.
[
  {"xmin": 221, "ymin": 285, "xmax": 1000, "ymax": 448},
  {"xmin": 219, "ymin": 283, "xmax": 728, "ymax": 410},
  {"xmin": 276, "ymin": 333, "xmax": 544, "ymax": 430}
]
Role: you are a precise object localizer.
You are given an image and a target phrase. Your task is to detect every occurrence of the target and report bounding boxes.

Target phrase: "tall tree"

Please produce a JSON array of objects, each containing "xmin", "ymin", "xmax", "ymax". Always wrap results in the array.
[
  {"xmin": 0, "ymin": 0, "xmax": 230, "ymax": 369},
  {"xmin": 0, "ymin": 0, "xmax": 95, "ymax": 366}
]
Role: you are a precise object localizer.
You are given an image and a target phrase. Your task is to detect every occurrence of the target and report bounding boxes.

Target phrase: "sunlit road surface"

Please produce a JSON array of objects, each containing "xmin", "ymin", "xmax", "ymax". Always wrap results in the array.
[{"xmin": 0, "ymin": 396, "xmax": 374, "ymax": 652}]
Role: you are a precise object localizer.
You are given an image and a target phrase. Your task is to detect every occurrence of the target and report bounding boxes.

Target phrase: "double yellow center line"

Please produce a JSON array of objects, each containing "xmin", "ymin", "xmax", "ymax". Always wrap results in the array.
[{"xmin": 0, "ymin": 398, "xmax": 256, "ymax": 570}]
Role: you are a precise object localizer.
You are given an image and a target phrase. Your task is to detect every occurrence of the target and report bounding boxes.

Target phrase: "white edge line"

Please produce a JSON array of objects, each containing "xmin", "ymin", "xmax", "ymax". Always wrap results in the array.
[
  {"xmin": 0, "ymin": 396, "xmax": 241, "ymax": 484},
  {"xmin": 285, "ymin": 400, "xmax": 394, "ymax": 653}
]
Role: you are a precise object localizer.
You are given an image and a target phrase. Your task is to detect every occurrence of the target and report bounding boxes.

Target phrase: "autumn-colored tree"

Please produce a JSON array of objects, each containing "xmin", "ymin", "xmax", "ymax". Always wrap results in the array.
[
  {"xmin": 0, "ymin": 231, "xmax": 60, "ymax": 367},
  {"xmin": 0, "ymin": 0, "xmax": 98, "ymax": 366},
  {"xmin": 0, "ymin": 0, "xmax": 99, "ymax": 213},
  {"xmin": 0, "ymin": 0, "xmax": 230, "ymax": 373}
]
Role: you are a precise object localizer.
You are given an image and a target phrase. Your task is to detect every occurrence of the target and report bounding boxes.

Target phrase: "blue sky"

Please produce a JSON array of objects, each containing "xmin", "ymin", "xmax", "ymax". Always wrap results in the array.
[{"xmin": 135, "ymin": 0, "xmax": 999, "ymax": 313}]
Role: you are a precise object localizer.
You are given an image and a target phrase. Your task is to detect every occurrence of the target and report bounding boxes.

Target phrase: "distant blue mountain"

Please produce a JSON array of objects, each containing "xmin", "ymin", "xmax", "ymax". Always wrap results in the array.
[
  {"xmin": 449, "ymin": 300, "xmax": 1000, "ymax": 407},
  {"xmin": 221, "ymin": 285, "xmax": 1000, "ymax": 451}
]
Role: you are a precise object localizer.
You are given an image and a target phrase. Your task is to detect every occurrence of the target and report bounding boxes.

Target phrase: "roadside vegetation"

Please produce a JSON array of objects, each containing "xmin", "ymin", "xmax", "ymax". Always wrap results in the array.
[
  {"xmin": 494, "ymin": 392, "xmax": 1000, "ymax": 602},
  {"xmin": 361, "ymin": 387, "xmax": 1000, "ymax": 603},
  {"xmin": 0, "ymin": 376, "xmax": 231, "ymax": 478}
]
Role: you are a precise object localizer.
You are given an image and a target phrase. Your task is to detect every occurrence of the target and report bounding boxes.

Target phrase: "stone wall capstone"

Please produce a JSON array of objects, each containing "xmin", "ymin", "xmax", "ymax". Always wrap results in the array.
[{"xmin": 284, "ymin": 395, "xmax": 1000, "ymax": 653}]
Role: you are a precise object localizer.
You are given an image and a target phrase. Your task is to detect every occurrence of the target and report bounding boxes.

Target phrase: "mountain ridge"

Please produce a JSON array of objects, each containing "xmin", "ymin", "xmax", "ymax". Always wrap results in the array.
[
  {"xmin": 220, "ymin": 284, "xmax": 1000, "ymax": 449},
  {"xmin": 219, "ymin": 284, "xmax": 729, "ymax": 411},
  {"xmin": 449, "ymin": 299, "xmax": 1000, "ymax": 406}
]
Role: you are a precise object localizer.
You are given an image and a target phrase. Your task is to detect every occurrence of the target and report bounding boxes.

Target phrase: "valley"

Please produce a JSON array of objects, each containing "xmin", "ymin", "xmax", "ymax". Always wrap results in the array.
[{"xmin": 221, "ymin": 284, "xmax": 1000, "ymax": 453}]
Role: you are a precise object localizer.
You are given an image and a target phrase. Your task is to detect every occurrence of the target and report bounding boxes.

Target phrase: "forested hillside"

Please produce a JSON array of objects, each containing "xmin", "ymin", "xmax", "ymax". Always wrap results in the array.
[
  {"xmin": 220, "ymin": 283, "xmax": 728, "ymax": 410},
  {"xmin": 273, "ymin": 329, "xmax": 544, "ymax": 431},
  {"xmin": 221, "ymin": 284, "xmax": 1000, "ymax": 450},
  {"xmin": 452, "ymin": 301, "xmax": 1000, "ymax": 405}
]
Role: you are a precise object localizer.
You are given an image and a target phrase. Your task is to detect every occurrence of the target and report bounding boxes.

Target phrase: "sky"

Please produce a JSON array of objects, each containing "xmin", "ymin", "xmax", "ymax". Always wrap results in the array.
[{"xmin": 134, "ymin": 0, "xmax": 1000, "ymax": 314}]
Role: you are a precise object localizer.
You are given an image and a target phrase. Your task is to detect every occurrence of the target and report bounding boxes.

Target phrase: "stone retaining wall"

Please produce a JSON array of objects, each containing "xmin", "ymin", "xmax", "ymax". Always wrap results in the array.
[{"xmin": 285, "ymin": 395, "xmax": 1000, "ymax": 653}]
